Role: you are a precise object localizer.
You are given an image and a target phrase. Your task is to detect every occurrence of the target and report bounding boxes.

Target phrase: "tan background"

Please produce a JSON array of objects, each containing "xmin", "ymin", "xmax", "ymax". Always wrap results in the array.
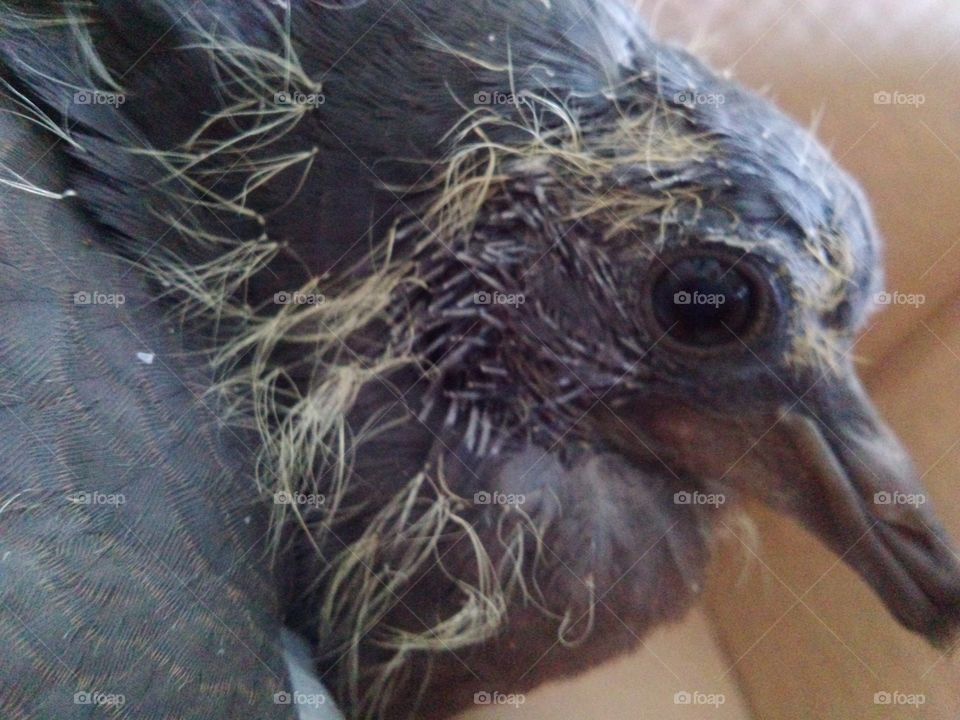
[{"xmin": 462, "ymin": 1, "xmax": 960, "ymax": 717}]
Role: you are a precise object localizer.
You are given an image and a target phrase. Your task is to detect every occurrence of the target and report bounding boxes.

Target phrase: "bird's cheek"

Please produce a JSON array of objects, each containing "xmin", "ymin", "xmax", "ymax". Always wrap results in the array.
[{"xmin": 618, "ymin": 400, "xmax": 775, "ymax": 491}]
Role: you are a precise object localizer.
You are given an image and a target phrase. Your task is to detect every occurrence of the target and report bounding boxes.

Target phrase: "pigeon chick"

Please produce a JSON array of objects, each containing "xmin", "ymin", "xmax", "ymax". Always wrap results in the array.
[{"xmin": 0, "ymin": 1, "xmax": 958, "ymax": 719}]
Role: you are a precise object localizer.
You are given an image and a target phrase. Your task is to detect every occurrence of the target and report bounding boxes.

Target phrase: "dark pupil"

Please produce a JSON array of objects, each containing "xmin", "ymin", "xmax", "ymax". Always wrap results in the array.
[{"xmin": 652, "ymin": 256, "xmax": 755, "ymax": 347}]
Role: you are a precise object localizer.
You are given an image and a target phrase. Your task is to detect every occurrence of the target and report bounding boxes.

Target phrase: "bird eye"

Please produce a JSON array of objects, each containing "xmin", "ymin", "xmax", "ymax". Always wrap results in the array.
[{"xmin": 647, "ymin": 251, "xmax": 764, "ymax": 349}]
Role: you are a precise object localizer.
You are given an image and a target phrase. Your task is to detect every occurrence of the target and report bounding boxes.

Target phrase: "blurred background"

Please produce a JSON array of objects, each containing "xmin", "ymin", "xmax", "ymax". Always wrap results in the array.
[{"xmin": 462, "ymin": 1, "xmax": 960, "ymax": 717}]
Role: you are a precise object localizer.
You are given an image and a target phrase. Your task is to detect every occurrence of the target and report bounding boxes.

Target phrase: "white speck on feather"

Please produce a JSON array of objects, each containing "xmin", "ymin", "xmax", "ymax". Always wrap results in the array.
[
  {"xmin": 243, "ymin": 515, "xmax": 251, "ymax": 525},
  {"xmin": 136, "ymin": 352, "xmax": 155, "ymax": 365}
]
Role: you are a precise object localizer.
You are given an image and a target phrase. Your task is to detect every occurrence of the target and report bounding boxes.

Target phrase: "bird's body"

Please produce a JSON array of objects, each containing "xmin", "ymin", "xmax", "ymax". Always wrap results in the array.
[{"xmin": 1, "ymin": 2, "xmax": 959, "ymax": 719}]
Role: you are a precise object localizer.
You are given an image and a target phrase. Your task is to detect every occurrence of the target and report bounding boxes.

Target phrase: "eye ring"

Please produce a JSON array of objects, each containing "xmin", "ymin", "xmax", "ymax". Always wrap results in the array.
[{"xmin": 640, "ymin": 244, "xmax": 775, "ymax": 354}]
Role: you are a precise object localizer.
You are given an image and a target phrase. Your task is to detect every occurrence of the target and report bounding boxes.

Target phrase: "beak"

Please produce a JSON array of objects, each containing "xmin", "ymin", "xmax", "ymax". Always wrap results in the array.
[
  {"xmin": 610, "ymin": 370, "xmax": 960, "ymax": 648},
  {"xmin": 763, "ymin": 375, "xmax": 960, "ymax": 647}
]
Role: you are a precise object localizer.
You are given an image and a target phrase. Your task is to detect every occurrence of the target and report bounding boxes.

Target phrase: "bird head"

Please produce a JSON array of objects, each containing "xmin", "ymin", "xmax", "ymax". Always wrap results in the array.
[
  {"xmin": 231, "ymin": 2, "xmax": 960, "ymax": 713},
  {"xmin": 401, "ymin": 36, "xmax": 960, "ymax": 654},
  {"xmin": 256, "ymin": 14, "xmax": 960, "ymax": 704}
]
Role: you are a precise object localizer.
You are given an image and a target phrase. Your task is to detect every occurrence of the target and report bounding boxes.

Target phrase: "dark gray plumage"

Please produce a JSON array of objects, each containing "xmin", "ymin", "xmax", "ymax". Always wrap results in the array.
[
  {"xmin": 0, "ymin": 97, "xmax": 294, "ymax": 717},
  {"xmin": 1, "ymin": 1, "xmax": 958, "ymax": 719}
]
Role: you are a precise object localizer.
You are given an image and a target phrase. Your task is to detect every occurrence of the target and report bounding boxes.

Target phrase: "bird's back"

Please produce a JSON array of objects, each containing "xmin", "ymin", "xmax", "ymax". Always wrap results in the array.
[{"xmin": 0, "ymin": 96, "xmax": 296, "ymax": 719}]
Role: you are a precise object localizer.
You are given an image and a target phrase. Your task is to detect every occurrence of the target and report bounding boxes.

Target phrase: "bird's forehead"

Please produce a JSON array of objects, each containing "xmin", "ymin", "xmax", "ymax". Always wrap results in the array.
[
  {"xmin": 666, "ymin": 86, "xmax": 878, "ymax": 332},
  {"xmin": 622, "ymin": 44, "xmax": 882, "ymax": 334},
  {"xmin": 714, "ymin": 111, "xmax": 880, "ymax": 343}
]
